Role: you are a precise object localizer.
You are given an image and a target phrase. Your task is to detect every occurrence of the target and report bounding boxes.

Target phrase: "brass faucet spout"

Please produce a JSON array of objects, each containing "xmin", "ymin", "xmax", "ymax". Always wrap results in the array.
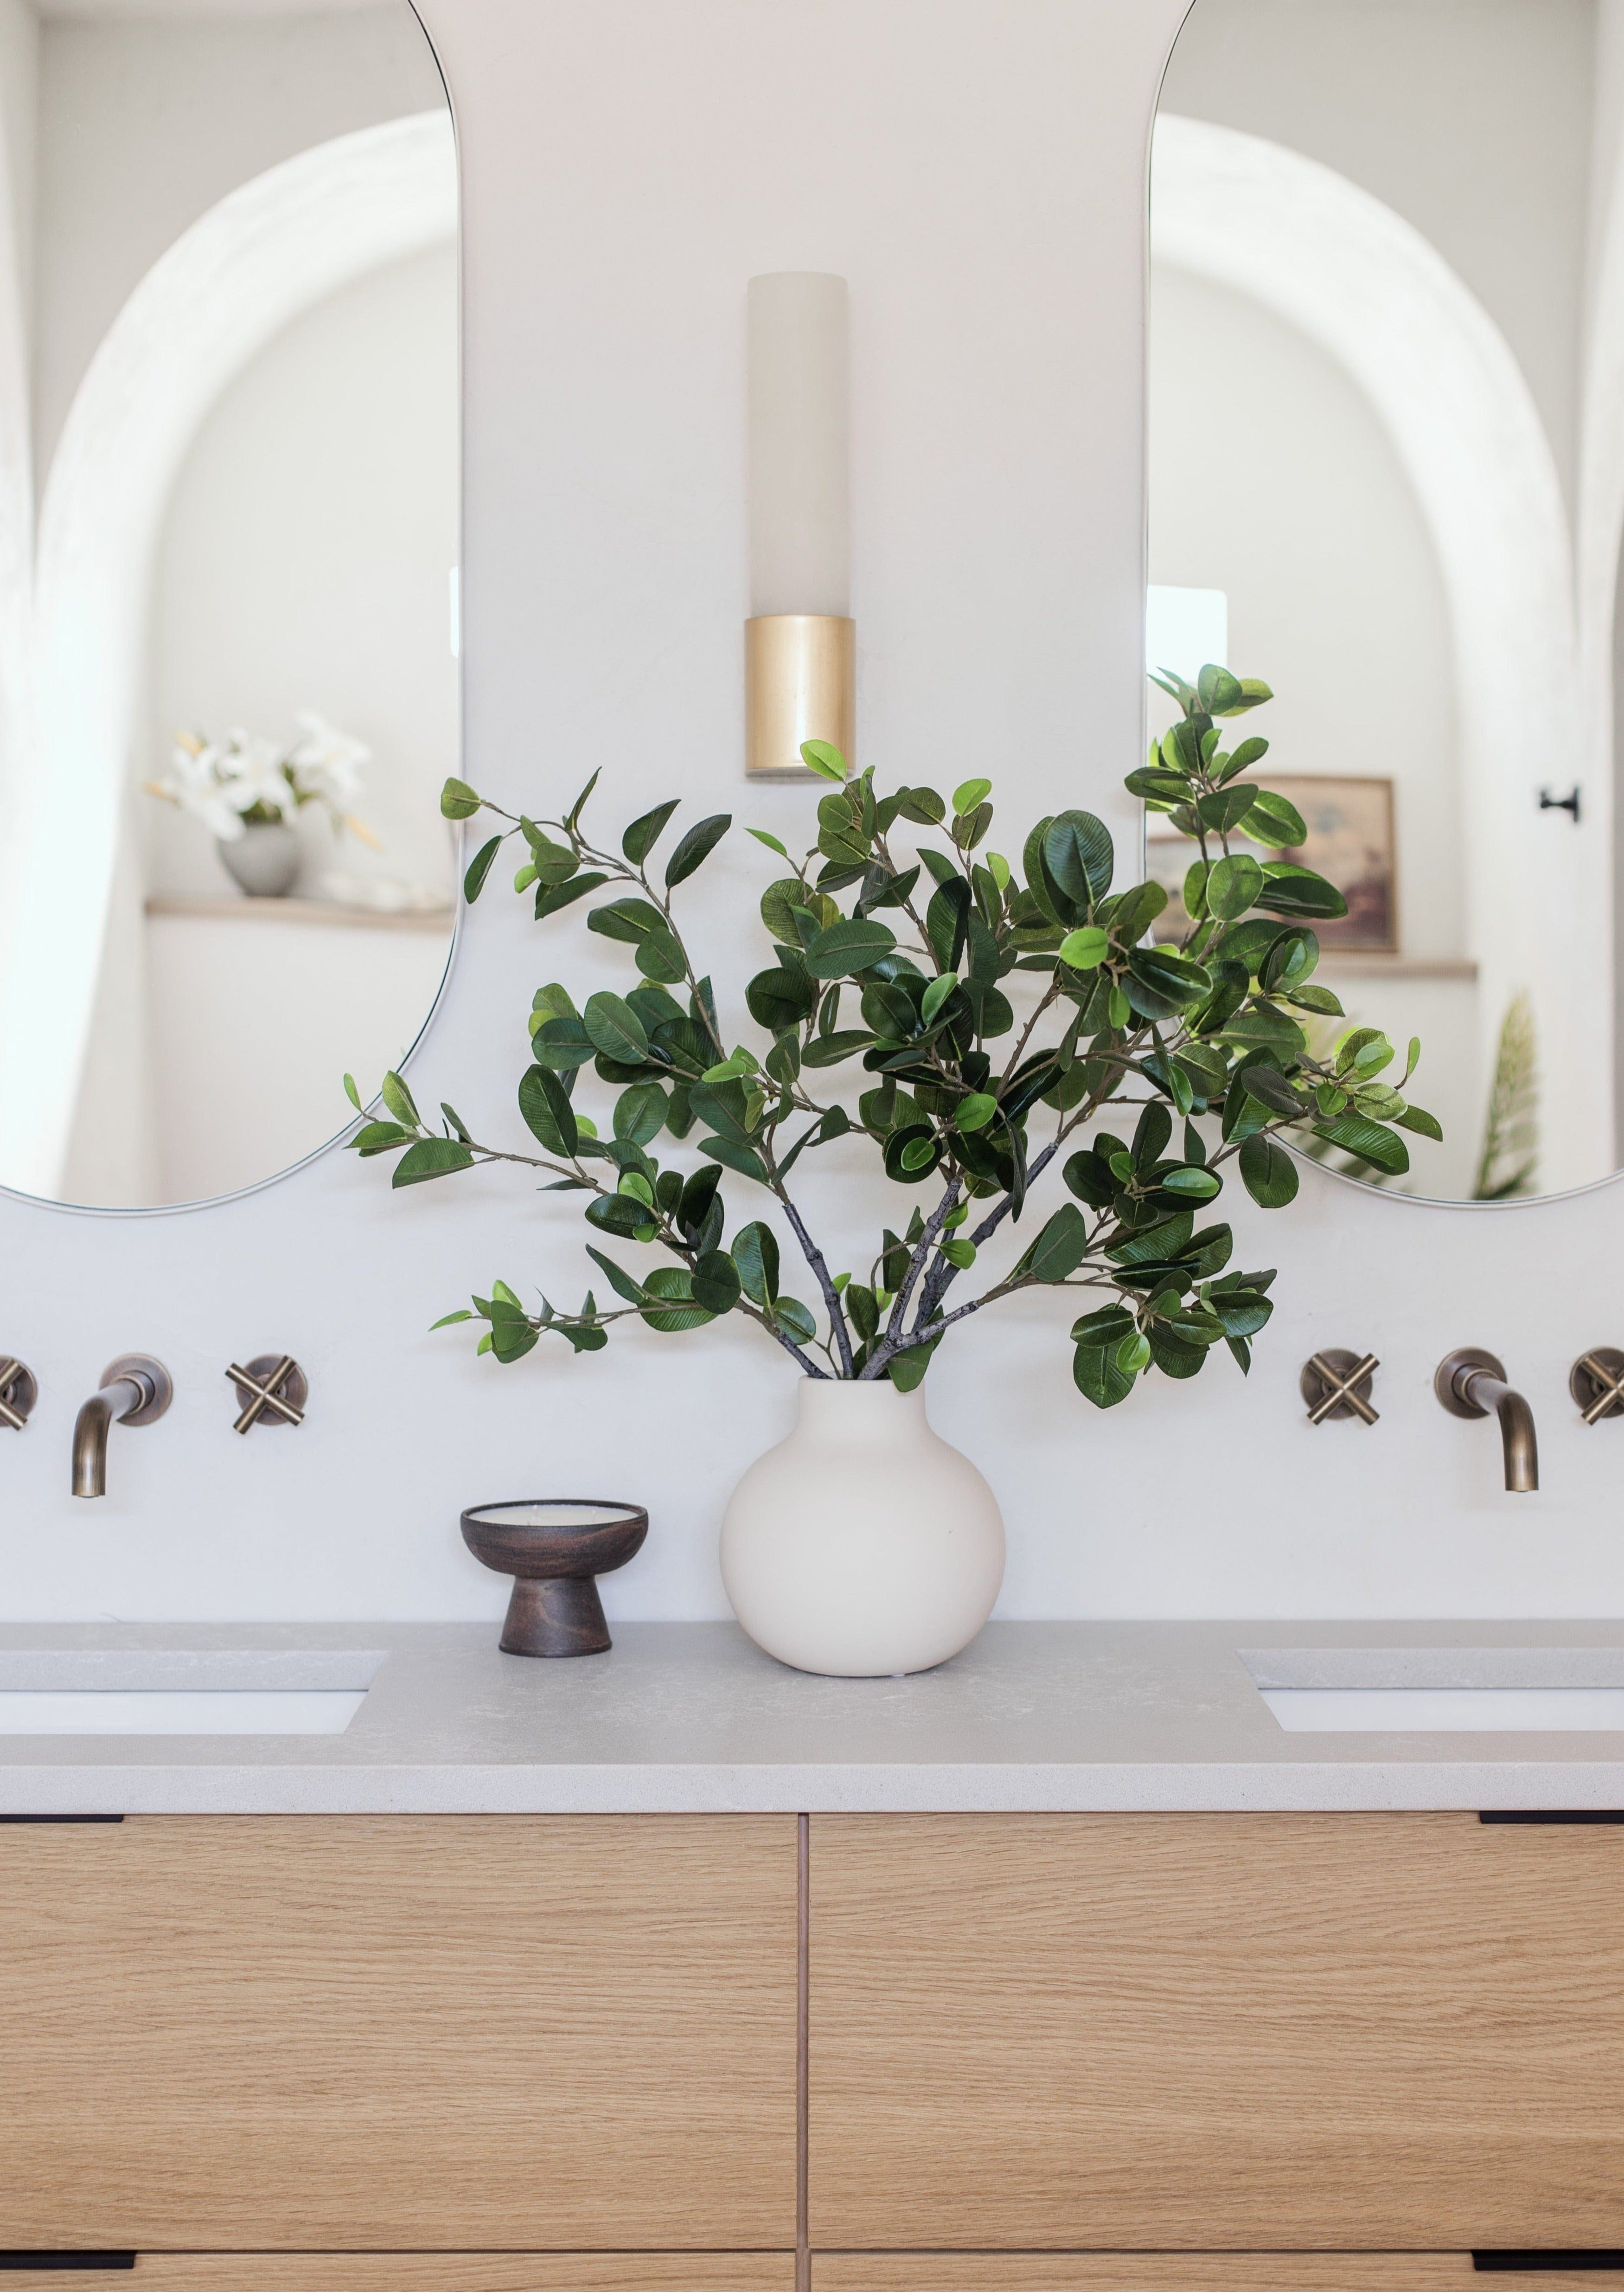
[
  {"xmin": 1435, "ymin": 1348, "xmax": 1539, "ymax": 1492},
  {"xmin": 70, "ymin": 1357, "xmax": 173, "ymax": 1499}
]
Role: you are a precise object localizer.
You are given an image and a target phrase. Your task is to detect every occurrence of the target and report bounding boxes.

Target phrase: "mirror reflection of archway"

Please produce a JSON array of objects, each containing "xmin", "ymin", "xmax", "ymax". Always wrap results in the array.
[
  {"xmin": 1150, "ymin": 57, "xmax": 1612, "ymax": 1204},
  {"xmin": 0, "ymin": 102, "xmax": 457, "ymax": 1206}
]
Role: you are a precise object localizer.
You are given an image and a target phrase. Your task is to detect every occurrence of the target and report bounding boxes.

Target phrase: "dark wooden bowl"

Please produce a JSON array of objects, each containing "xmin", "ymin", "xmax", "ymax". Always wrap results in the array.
[{"xmin": 460, "ymin": 1500, "xmax": 648, "ymax": 1657}]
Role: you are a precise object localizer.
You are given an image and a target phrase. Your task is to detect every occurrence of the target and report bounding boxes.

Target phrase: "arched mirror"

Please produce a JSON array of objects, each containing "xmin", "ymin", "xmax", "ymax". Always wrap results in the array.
[
  {"xmin": 0, "ymin": 0, "xmax": 458, "ymax": 1209},
  {"xmin": 1150, "ymin": 0, "xmax": 1617, "ymax": 1202}
]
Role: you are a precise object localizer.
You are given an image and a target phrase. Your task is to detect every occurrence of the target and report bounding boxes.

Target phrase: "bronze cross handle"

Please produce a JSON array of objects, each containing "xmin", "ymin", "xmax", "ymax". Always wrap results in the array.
[
  {"xmin": 227, "ymin": 1355, "xmax": 308, "ymax": 1435},
  {"xmin": 0, "ymin": 1358, "xmax": 36, "ymax": 1432},
  {"xmin": 1572, "ymin": 1348, "xmax": 1624, "ymax": 1425},
  {"xmin": 1301, "ymin": 1350, "xmax": 1380, "ymax": 1426}
]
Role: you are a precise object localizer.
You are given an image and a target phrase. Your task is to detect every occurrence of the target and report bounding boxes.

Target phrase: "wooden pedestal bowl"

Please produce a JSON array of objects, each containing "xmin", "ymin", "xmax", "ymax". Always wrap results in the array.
[{"xmin": 460, "ymin": 1500, "xmax": 648, "ymax": 1656}]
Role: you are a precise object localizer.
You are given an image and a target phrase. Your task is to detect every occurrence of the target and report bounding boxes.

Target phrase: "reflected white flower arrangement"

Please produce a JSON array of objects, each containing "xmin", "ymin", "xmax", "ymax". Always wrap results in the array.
[{"xmin": 145, "ymin": 713, "xmax": 379, "ymax": 846}]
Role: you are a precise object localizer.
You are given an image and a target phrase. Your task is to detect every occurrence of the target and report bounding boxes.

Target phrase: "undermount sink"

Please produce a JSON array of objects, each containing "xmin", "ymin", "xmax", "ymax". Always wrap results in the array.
[
  {"xmin": 0, "ymin": 1650, "xmax": 383, "ymax": 1735},
  {"xmin": 1243, "ymin": 1647, "xmax": 1624, "ymax": 1733}
]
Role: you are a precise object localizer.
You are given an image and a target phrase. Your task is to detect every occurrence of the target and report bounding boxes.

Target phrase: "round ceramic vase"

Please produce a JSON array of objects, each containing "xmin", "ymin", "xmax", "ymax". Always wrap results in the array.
[
  {"xmin": 219, "ymin": 821, "xmax": 301, "ymax": 897},
  {"xmin": 719, "ymin": 1378, "xmax": 1005, "ymax": 1677}
]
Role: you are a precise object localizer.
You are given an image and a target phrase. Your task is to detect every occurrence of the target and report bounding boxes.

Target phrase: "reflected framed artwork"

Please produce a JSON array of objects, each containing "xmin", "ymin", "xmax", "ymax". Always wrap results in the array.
[{"xmin": 1149, "ymin": 774, "xmax": 1397, "ymax": 954}]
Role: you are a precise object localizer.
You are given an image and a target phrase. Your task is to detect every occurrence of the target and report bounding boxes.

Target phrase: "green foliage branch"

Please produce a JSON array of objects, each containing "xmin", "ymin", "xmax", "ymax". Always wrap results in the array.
[{"xmin": 349, "ymin": 669, "xmax": 1439, "ymax": 1407}]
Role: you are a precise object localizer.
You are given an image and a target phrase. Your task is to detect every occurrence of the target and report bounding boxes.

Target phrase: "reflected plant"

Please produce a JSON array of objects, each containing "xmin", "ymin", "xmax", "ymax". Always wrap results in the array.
[
  {"xmin": 348, "ymin": 666, "xmax": 1439, "ymax": 1406},
  {"xmin": 1473, "ymin": 992, "xmax": 1538, "ymax": 1201}
]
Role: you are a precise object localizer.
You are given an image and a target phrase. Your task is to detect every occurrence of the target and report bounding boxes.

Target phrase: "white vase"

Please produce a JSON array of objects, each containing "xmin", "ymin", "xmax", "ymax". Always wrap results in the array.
[
  {"xmin": 720, "ymin": 1379, "xmax": 1006, "ymax": 1677},
  {"xmin": 218, "ymin": 821, "xmax": 301, "ymax": 897}
]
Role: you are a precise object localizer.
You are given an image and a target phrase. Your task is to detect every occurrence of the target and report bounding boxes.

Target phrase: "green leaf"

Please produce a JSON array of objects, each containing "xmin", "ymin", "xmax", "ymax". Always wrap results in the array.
[
  {"xmin": 1196, "ymin": 785, "xmax": 1258, "ymax": 836},
  {"xmin": 586, "ymin": 1193, "xmax": 658, "ymax": 1239},
  {"xmin": 746, "ymin": 960, "xmax": 818, "ymax": 1031},
  {"xmin": 1238, "ymin": 1133, "xmax": 1300, "ymax": 1207},
  {"xmin": 802, "ymin": 918, "xmax": 898, "ymax": 979},
  {"xmin": 1394, "ymin": 1104, "xmax": 1443, "ymax": 1142},
  {"xmin": 773, "ymin": 1296, "xmax": 818, "ymax": 1345},
  {"xmin": 940, "ymin": 1237, "xmax": 977, "ymax": 1270},
  {"xmin": 350, "ymin": 1120, "xmax": 413, "ymax": 1156},
  {"xmin": 587, "ymin": 897, "xmax": 664, "ymax": 944},
  {"xmin": 748, "ymin": 827, "xmax": 791, "ymax": 858},
  {"xmin": 1025, "ymin": 1203, "xmax": 1089, "ymax": 1283},
  {"xmin": 622, "ymin": 798, "xmax": 681, "ymax": 865},
  {"xmin": 956, "ymin": 1091, "xmax": 997, "ymax": 1133},
  {"xmin": 761, "ymin": 877, "xmax": 833, "ymax": 944},
  {"xmin": 463, "ymin": 834, "xmax": 502, "ymax": 903},
  {"xmin": 887, "ymin": 1339, "xmax": 940, "ymax": 1392},
  {"xmin": 1314, "ymin": 1113, "xmax": 1410, "ymax": 1174},
  {"xmin": 519, "ymin": 1063, "xmax": 579, "ymax": 1156},
  {"xmin": 430, "ymin": 1309, "xmax": 476, "ymax": 1329},
  {"xmin": 883, "ymin": 1124, "xmax": 942, "ymax": 1184},
  {"xmin": 1206, "ymin": 854, "xmax": 1264, "ymax": 922},
  {"xmin": 577, "ymin": 1248, "xmax": 643, "ymax": 1307},
  {"xmin": 1073, "ymin": 1343, "xmax": 1135, "ymax": 1409},
  {"xmin": 392, "ymin": 1137, "xmax": 474, "ymax": 1188},
  {"xmin": 1243, "ymin": 789, "xmax": 1309, "ymax": 848},
  {"xmin": 342, "ymin": 1072, "xmax": 363, "ymax": 1112},
  {"xmin": 1044, "ymin": 810, "xmax": 1114, "ymax": 912},
  {"xmin": 1239, "ymin": 1063, "xmax": 1310, "ymax": 1118},
  {"xmin": 440, "ymin": 776, "xmax": 482, "ymax": 820},
  {"xmin": 380, "ymin": 1070, "xmax": 420, "ymax": 1128},
  {"xmin": 894, "ymin": 785, "xmax": 947, "ymax": 826},
  {"xmin": 1058, "ymin": 926, "xmax": 1109, "ymax": 971},
  {"xmin": 582, "ymin": 991, "xmax": 650, "ymax": 1066},
  {"xmin": 535, "ymin": 871, "xmax": 609, "ymax": 922},
  {"xmin": 1160, "ymin": 1165, "xmax": 1222, "ymax": 1201},
  {"xmin": 691, "ymin": 1250, "xmax": 742, "ymax": 1315},
  {"xmin": 613, "ymin": 1082, "xmax": 669, "ymax": 1146},
  {"xmin": 1255, "ymin": 865, "xmax": 1348, "ymax": 921},
  {"xmin": 699, "ymin": 1136, "xmax": 771, "ymax": 1184},
  {"xmin": 733, "ymin": 1221, "xmax": 781, "ymax": 1308},
  {"xmin": 531, "ymin": 1014, "xmax": 595, "ymax": 1071},
  {"xmin": 801, "ymin": 1029, "xmax": 876, "ymax": 1068},
  {"xmin": 638, "ymin": 1266, "xmax": 718, "ymax": 1334},
  {"xmin": 953, "ymin": 777, "xmax": 992, "ymax": 815},
  {"xmin": 800, "ymin": 740, "xmax": 848, "ymax": 781},
  {"xmin": 665, "ymin": 812, "xmax": 732, "ymax": 886},
  {"xmin": 921, "ymin": 971, "xmax": 959, "ymax": 1026}
]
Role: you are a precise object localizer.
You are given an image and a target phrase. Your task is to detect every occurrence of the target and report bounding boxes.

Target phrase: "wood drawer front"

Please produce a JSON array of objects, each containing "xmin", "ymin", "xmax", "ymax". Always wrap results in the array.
[
  {"xmin": 812, "ymin": 2266, "xmax": 1606, "ymax": 2292},
  {"xmin": 809, "ymin": 1812, "xmax": 1624, "ymax": 2248},
  {"xmin": 0, "ymin": 1817, "xmax": 797, "ymax": 2250},
  {"xmin": 9, "ymin": 2261, "xmax": 799, "ymax": 2291}
]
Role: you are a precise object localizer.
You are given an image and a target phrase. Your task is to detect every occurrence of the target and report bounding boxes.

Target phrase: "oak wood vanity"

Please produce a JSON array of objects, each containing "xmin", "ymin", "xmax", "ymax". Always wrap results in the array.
[{"xmin": 0, "ymin": 1807, "xmax": 1618, "ymax": 2289}]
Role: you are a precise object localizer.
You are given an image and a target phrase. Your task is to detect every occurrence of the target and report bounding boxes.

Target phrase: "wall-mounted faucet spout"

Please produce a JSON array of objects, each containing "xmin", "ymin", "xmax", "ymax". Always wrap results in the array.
[
  {"xmin": 71, "ymin": 1355, "xmax": 173, "ymax": 1498},
  {"xmin": 1434, "ymin": 1348, "xmax": 1538, "ymax": 1492}
]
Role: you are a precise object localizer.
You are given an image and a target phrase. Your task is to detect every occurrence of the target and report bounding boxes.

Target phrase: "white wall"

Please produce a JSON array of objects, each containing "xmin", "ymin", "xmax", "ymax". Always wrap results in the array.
[
  {"xmin": 145, "ymin": 243, "xmax": 460, "ymax": 902},
  {"xmin": 10, "ymin": 0, "xmax": 1624, "ymax": 1630}
]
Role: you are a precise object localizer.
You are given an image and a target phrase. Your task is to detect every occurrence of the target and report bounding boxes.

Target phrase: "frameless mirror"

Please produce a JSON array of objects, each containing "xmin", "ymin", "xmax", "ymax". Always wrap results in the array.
[
  {"xmin": 1150, "ymin": 0, "xmax": 1620, "ymax": 1202},
  {"xmin": 0, "ymin": 0, "xmax": 458, "ymax": 1208}
]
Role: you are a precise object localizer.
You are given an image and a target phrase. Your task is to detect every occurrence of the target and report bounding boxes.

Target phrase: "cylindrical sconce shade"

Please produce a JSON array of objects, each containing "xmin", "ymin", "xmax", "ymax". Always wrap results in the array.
[
  {"xmin": 746, "ymin": 273, "xmax": 853, "ymax": 777},
  {"xmin": 746, "ymin": 614, "xmax": 855, "ymax": 781}
]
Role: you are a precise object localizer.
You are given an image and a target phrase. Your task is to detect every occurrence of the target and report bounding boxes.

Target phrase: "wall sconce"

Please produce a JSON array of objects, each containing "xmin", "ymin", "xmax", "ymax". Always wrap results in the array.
[{"xmin": 745, "ymin": 272, "xmax": 855, "ymax": 780}]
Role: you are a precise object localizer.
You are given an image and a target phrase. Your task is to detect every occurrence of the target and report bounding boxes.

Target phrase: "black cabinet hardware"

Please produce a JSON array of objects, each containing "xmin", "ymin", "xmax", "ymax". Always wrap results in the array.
[
  {"xmin": 1477, "ymin": 2257, "xmax": 1624, "ymax": 2272},
  {"xmin": 0, "ymin": 1815, "xmax": 122, "ymax": 1825},
  {"xmin": 1480, "ymin": 1810, "xmax": 1624, "ymax": 1823},
  {"xmin": 0, "ymin": 2259, "xmax": 134, "ymax": 2273}
]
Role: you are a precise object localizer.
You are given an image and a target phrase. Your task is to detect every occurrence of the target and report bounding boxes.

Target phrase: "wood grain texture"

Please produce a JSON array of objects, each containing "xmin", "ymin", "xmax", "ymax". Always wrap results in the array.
[
  {"xmin": 809, "ymin": 1813, "xmax": 1624, "ymax": 2248},
  {"xmin": 812, "ymin": 2264, "xmax": 1606, "ymax": 2292},
  {"xmin": 0, "ymin": 1817, "xmax": 797, "ymax": 2249},
  {"xmin": 108, "ymin": 2259, "xmax": 797, "ymax": 2291}
]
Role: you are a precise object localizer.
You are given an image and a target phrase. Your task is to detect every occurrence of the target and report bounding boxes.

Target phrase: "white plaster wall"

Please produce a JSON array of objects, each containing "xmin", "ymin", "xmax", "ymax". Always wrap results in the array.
[
  {"xmin": 8, "ymin": 0, "xmax": 1624, "ymax": 1630},
  {"xmin": 145, "ymin": 244, "xmax": 460, "ymax": 902}
]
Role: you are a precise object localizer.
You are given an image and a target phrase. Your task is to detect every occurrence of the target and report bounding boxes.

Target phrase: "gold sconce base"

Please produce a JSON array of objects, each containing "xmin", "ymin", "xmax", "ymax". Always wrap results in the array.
[{"xmin": 745, "ymin": 614, "xmax": 855, "ymax": 780}]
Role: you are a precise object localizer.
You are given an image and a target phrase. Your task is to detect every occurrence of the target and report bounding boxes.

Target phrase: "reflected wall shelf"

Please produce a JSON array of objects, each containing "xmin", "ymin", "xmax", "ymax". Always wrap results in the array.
[
  {"xmin": 145, "ymin": 896, "xmax": 453, "ymax": 935},
  {"xmin": 1316, "ymin": 955, "xmax": 1477, "ymax": 979}
]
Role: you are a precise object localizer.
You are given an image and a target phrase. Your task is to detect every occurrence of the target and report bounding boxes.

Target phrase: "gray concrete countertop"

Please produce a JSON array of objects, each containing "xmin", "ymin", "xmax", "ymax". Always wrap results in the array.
[{"xmin": 2, "ymin": 1619, "xmax": 1624, "ymax": 1812}]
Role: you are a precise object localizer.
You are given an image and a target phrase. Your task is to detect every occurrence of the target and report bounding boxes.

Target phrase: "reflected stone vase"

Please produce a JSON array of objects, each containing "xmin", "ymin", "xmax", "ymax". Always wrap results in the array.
[
  {"xmin": 219, "ymin": 822, "xmax": 301, "ymax": 897},
  {"xmin": 719, "ymin": 1380, "xmax": 1005, "ymax": 1677}
]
